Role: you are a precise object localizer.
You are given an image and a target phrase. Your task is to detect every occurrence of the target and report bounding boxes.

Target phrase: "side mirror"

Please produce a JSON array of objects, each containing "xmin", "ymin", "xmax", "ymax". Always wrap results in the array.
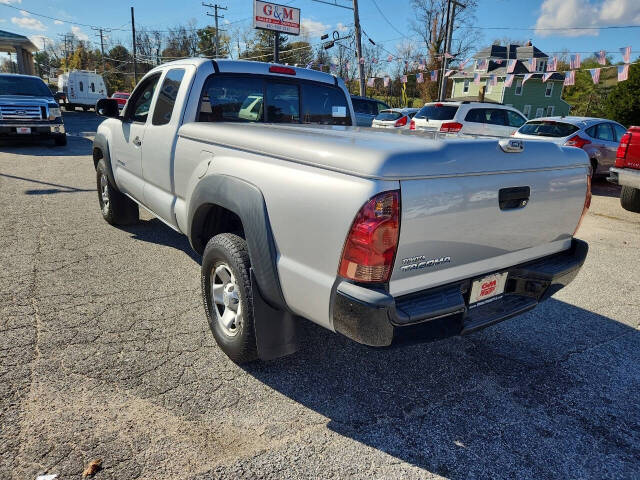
[{"xmin": 96, "ymin": 98, "xmax": 119, "ymax": 118}]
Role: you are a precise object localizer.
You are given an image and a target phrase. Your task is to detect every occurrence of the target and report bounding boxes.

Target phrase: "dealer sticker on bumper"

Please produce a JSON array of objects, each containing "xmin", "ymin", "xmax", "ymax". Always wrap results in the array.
[{"xmin": 469, "ymin": 272, "xmax": 508, "ymax": 306}]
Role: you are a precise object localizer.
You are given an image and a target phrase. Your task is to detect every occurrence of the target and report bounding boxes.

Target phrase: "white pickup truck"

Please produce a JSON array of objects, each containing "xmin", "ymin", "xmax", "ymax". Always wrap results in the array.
[{"xmin": 93, "ymin": 58, "xmax": 591, "ymax": 363}]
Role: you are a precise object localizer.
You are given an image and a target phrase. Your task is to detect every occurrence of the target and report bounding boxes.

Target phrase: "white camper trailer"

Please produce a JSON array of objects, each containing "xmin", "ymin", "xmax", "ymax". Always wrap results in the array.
[{"xmin": 58, "ymin": 71, "xmax": 107, "ymax": 111}]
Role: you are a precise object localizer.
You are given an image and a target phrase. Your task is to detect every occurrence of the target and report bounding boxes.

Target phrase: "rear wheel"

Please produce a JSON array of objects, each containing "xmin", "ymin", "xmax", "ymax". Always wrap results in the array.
[
  {"xmin": 96, "ymin": 159, "xmax": 139, "ymax": 225},
  {"xmin": 201, "ymin": 233, "xmax": 258, "ymax": 363},
  {"xmin": 620, "ymin": 186, "xmax": 640, "ymax": 213}
]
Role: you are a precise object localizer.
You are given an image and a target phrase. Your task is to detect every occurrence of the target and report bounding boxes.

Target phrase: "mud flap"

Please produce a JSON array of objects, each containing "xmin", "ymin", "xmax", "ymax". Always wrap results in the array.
[{"xmin": 251, "ymin": 269, "xmax": 299, "ymax": 360}]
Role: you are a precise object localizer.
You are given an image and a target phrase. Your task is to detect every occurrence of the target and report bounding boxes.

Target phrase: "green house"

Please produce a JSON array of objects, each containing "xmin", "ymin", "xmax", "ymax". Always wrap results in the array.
[{"xmin": 449, "ymin": 43, "xmax": 570, "ymax": 118}]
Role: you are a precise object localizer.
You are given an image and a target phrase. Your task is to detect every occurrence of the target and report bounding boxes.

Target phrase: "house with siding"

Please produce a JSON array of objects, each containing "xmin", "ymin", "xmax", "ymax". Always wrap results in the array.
[{"xmin": 449, "ymin": 43, "xmax": 571, "ymax": 118}]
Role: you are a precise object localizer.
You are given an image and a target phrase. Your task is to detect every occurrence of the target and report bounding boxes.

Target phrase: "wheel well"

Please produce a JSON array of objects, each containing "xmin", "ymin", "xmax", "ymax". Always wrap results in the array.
[
  {"xmin": 192, "ymin": 204, "xmax": 245, "ymax": 254},
  {"xmin": 93, "ymin": 147, "xmax": 103, "ymax": 170}
]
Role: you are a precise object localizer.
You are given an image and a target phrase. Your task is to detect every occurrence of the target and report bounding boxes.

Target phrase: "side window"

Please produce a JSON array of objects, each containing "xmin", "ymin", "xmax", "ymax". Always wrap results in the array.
[
  {"xmin": 198, "ymin": 76, "xmax": 264, "ymax": 122},
  {"xmin": 125, "ymin": 74, "xmax": 161, "ymax": 123},
  {"xmin": 301, "ymin": 83, "xmax": 351, "ymax": 126},
  {"xmin": 91, "ymin": 82, "xmax": 95, "ymax": 93},
  {"xmin": 487, "ymin": 109, "xmax": 507, "ymax": 125},
  {"xmin": 595, "ymin": 123, "xmax": 614, "ymax": 142},
  {"xmin": 613, "ymin": 124, "xmax": 628, "ymax": 142},
  {"xmin": 352, "ymin": 99, "xmax": 370, "ymax": 114},
  {"xmin": 376, "ymin": 102, "xmax": 388, "ymax": 114},
  {"xmin": 79, "ymin": 81, "xmax": 84, "ymax": 92},
  {"xmin": 507, "ymin": 110, "xmax": 526, "ymax": 127},
  {"xmin": 152, "ymin": 69, "xmax": 185, "ymax": 126},
  {"xmin": 585, "ymin": 125, "xmax": 597, "ymax": 138},
  {"xmin": 465, "ymin": 108, "xmax": 486, "ymax": 123},
  {"xmin": 266, "ymin": 83, "xmax": 299, "ymax": 123}
]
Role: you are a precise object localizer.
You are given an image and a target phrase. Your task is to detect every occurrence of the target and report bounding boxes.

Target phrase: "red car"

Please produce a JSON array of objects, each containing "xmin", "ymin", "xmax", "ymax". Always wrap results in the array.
[
  {"xmin": 609, "ymin": 126, "xmax": 640, "ymax": 212},
  {"xmin": 110, "ymin": 91, "xmax": 130, "ymax": 109}
]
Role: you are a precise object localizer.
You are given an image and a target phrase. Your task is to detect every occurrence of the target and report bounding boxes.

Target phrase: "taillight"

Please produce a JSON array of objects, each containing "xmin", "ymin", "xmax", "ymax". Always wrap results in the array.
[
  {"xmin": 338, "ymin": 191, "xmax": 400, "ymax": 283},
  {"xmin": 394, "ymin": 116, "xmax": 408, "ymax": 127},
  {"xmin": 269, "ymin": 65, "xmax": 296, "ymax": 75},
  {"xmin": 409, "ymin": 119, "xmax": 416, "ymax": 130},
  {"xmin": 573, "ymin": 175, "xmax": 591, "ymax": 236},
  {"xmin": 440, "ymin": 122, "xmax": 463, "ymax": 133},
  {"xmin": 564, "ymin": 135, "xmax": 591, "ymax": 149},
  {"xmin": 615, "ymin": 132, "xmax": 631, "ymax": 167}
]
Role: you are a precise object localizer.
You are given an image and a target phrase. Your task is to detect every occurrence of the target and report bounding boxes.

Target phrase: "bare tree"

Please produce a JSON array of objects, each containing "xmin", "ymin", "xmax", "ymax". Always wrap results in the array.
[{"xmin": 410, "ymin": 0, "xmax": 481, "ymax": 63}]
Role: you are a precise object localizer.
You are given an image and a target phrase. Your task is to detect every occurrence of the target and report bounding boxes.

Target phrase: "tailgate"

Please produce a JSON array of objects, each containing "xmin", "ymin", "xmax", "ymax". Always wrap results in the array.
[{"xmin": 389, "ymin": 145, "xmax": 589, "ymax": 297}]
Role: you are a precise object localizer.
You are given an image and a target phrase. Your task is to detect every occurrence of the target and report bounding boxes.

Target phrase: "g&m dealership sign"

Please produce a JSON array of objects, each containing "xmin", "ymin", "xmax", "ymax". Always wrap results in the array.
[{"xmin": 253, "ymin": 1, "xmax": 301, "ymax": 36}]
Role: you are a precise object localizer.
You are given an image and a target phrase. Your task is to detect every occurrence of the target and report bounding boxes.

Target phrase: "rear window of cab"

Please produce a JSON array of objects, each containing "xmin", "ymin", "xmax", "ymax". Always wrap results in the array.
[
  {"xmin": 414, "ymin": 104, "xmax": 458, "ymax": 120},
  {"xmin": 518, "ymin": 121, "xmax": 580, "ymax": 137},
  {"xmin": 198, "ymin": 75, "xmax": 351, "ymax": 126}
]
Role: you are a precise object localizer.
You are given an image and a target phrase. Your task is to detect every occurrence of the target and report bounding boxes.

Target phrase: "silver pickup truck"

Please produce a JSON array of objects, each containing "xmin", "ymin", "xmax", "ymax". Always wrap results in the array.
[{"xmin": 93, "ymin": 58, "xmax": 591, "ymax": 363}]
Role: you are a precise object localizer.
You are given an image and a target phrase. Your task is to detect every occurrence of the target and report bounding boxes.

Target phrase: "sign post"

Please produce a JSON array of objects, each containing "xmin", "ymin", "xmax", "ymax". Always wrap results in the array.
[{"xmin": 253, "ymin": 1, "xmax": 301, "ymax": 63}]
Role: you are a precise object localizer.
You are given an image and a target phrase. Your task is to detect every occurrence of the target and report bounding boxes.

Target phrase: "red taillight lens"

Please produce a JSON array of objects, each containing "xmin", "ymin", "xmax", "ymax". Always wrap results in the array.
[
  {"xmin": 394, "ymin": 116, "xmax": 408, "ymax": 127},
  {"xmin": 440, "ymin": 122, "xmax": 463, "ymax": 133},
  {"xmin": 338, "ymin": 191, "xmax": 400, "ymax": 283},
  {"xmin": 564, "ymin": 135, "xmax": 591, "ymax": 149},
  {"xmin": 573, "ymin": 175, "xmax": 591, "ymax": 236},
  {"xmin": 409, "ymin": 119, "xmax": 416, "ymax": 130},
  {"xmin": 615, "ymin": 132, "xmax": 631, "ymax": 167},
  {"xmin": 269, "ymin": 65, "xmax": 296, "ymax": 75}
]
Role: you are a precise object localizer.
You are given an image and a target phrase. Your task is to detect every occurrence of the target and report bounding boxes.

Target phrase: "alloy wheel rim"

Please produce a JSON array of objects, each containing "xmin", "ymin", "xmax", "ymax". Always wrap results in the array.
[
  {"xmin": 211, "ymin": 263, "xmax": 242, "ymax": 337},
  {"xmin": 100, "ymin": 173, "xmax": 109, "ymax": 215}
]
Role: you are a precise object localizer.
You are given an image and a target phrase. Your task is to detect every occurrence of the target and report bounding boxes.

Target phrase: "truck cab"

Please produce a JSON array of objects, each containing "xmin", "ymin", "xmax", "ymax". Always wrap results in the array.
[{"xmin": 0, "ymin": 73, "xmax": 66, "ymax": 146}]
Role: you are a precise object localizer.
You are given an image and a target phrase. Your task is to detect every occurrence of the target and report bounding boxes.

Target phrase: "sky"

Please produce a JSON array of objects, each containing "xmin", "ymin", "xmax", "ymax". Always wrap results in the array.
[{"xmin": 1, "ymin": 0, "xmax": 639, "ymax": 65}]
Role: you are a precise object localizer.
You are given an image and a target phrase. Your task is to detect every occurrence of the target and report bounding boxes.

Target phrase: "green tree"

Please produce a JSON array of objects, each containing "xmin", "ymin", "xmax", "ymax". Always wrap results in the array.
[
  {"xmin": 197, "ymin": 26, "xmax": 230, "ymax": 58},
  {"xmin": 605, "ymin": 63, "xmax": 640, "ymax": 127},
  {"xmin": 562, "ymin": 57, "xmax": 616, "ymax": 118}
]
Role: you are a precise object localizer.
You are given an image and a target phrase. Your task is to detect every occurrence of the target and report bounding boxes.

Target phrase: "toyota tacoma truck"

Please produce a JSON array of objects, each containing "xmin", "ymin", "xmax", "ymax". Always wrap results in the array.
[
  {"xmin": 92, "ymin": 58, "xmax": 590, "ymax": 363},
  {"xmin": 608, "ymin": 126, "xmax": 640, "ymax": 213},
  {"xmin": 0, "ymin": 73, "xmax": 66, "ymax": 146}
]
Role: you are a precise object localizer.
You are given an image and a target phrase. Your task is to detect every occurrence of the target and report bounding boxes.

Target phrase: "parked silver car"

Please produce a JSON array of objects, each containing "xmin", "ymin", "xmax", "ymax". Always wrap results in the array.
[
  {"xmin": 372, "ymin": 108, "xmax": 418, "ymax": 129},
  {"xmin": 513, "ymin": 116, "xmax": 627, "ymax": 176}
]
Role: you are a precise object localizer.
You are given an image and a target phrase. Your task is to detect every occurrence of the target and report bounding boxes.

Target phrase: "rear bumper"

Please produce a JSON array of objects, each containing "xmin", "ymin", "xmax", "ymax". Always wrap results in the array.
[
  {"xmin": 609, "ymin": 167, "xmax": 640, "ymax": 189},
  {"xmin": 332, "ymin": 238, "xmax": 588, "ymax": 347}
]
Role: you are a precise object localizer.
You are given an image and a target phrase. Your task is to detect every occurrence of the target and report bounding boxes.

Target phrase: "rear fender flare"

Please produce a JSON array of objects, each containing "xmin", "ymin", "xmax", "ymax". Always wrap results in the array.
[{"xmin": 188, "ymin": 174, "xmax": 287, "ymax": 312}]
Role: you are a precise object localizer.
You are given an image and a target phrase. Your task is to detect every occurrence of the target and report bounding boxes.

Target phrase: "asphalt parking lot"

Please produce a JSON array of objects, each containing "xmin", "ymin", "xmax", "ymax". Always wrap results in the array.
[{"xmin": 1, "ymin": 111, "xmax": 639, "ymax": 480}]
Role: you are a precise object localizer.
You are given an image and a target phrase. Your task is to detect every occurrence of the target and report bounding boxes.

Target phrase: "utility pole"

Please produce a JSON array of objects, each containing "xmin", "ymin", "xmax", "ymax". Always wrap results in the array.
[
  {"xmin": 131, "ymin": 7, "xmax": 138, "ymax": 83},
  {"xmin": 203, "ymin": 3, "xmax": 227, "ymax": 58},
  {"xmin": 58, "ymin": 33, "xmax": 72, "ymax": 69},
  {"xmin": 312, "ymin": 0, "xmax": 364, "ymax": 95},
  {"xmin": 439, "ymin": 0, "xmax": 465, "ymax": 101},
  {"xmin": 92, "ymin": 27, "xmax": 109, "ymax": 72},
  {"xmin": 352, "ymin": 0, "xmax": 365, "ymax": 96}
]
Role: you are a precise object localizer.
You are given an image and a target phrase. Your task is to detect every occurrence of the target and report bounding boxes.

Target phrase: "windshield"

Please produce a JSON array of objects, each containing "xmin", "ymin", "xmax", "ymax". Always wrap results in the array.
[
  {"xmin": 518, "ymin": 121, "xmax": 579, "ymax": 138},
  {"xmin": 0, "ymin": 75, "xmax": 52, "ymax": 97},
  {"xmin": 375, "ymin": 111, "xmax": 403, "ymax": 121},
  {"xmin": 414, "ymin": 104, "xmax": 458, "ymax": 120}
]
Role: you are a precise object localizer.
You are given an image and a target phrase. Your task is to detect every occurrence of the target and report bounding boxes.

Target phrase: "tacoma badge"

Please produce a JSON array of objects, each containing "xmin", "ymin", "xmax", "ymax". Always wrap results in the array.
[{"xmin": 401, "ymin": 256, "xmax": 451, "ymax": 272}]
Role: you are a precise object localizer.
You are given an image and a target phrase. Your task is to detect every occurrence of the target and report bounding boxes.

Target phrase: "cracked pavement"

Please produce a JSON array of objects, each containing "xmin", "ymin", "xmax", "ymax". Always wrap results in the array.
[{"xmin": 1, "ymin": 112, "xmax": 639, "ymax": 479}]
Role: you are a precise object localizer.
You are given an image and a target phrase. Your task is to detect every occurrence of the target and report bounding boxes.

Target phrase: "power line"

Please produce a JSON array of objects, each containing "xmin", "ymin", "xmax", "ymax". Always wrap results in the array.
[{"xmin": 370, "ymin": 0, "xmax": 406, "ymax": 37}]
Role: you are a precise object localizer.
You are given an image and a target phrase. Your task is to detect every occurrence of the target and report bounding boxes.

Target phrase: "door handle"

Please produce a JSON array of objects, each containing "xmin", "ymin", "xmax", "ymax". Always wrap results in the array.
[
  {"xmin": 133, "ymin": 136, "xmax": 142, "ymax": 147},
  {"xmin": 499, "ymin": 186, "xmax": 530, "ymax": 210}
]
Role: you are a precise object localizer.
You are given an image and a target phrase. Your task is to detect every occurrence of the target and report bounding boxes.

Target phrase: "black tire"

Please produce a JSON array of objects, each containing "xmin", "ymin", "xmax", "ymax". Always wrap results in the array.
[
  {"xmin": 590, "ymin": 159, "xmax": 598, "ymax": 179},
  {"xmin": 201, "ymin": 233, "xmax": 258, "ymax": 363},
  {"xmin": 96, "ymin": 159, "xmax": 139, "ymax": 225},
  {"xmin": 620, "ymin": 186, "xmax": 640, "ymax": 213},
  {"xmin": 54, "ymin": 134, "xmax": 67, "ymax": 146}
]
